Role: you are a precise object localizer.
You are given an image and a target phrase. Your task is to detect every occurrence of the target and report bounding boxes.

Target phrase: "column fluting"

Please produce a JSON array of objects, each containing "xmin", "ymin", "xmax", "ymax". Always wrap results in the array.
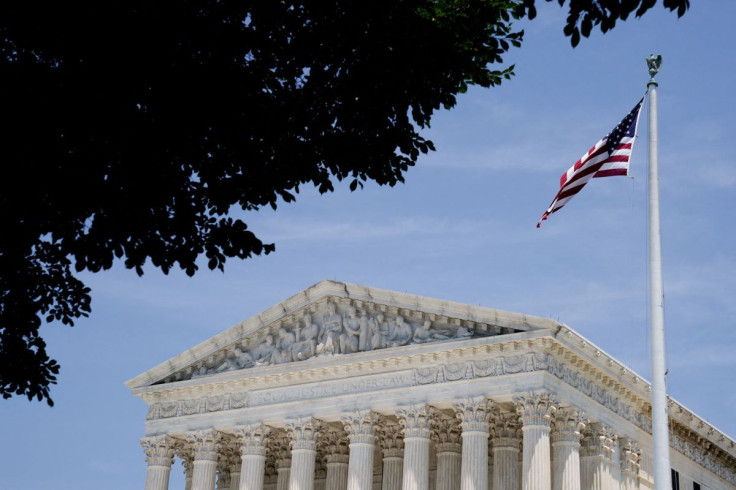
[
  {"xmin": 492, "ymin": 413, "xmax": 521, "ymax": 490},
  {"xmin": 378, "ymin": 420, "xmax": 405, "ymax": 490},
  {"xmin": 580, "ymin": 423, "xmax": 617, "ymax": 490},
  {"xmin": 188, "ymin": 429, "xmax": 222, "ymax": 490},
  {"xmin": 141, "ymin": 435, "xmax": 176, "ymax": 490},
  {"xmin": 285, "ymin": 417, "xmax": 322, "ymax": 490},
  {"xmin": 235, "ymin": 424, "xmax": 271, "ymax": 490},
  {"xmin": 321, "ymin": 429, "xmax": 350, "ymax": 490},
  {"xmin": 516, "ymin": 393, "xmax": 557, "ymax": 490},
  {"xmin": 454, "ymin": 398, "xmax": 493, "ymax": 490},
  {"xmin": 396, "ymin": 404, "xmax": 435, "ymax": 490},
  {"xmin": 619, "ymin": 438, "xmax": 641, "ymax": 490},
  {"xmin": 343, "ymin": 411, "xmax": 379, "ymax": 490},
  {"xmin": 272, "ymin": 433, "xmax": 292, "ymax": 490},
  {"xmin": 433, "ymin": 416, "xmax": 462, "ymax": 490},
  {"xmin": 550, "ymin": 408, "xmax": 585, "ymax": 490}
]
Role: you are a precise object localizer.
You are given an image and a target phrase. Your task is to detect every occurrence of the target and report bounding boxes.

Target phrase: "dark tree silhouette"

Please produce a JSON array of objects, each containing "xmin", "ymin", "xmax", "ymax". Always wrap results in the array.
[{"xmin": 0, "ymin": 0, "xmax": 688, "ymax": 405}]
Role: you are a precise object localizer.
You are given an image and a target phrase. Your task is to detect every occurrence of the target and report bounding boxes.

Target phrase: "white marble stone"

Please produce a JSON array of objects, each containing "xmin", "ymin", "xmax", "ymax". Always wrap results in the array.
[
  {"xmin": 397, "ymin": 405, "xmax": 433, "ymax": 490},
  {"xmin": 127, "ymin": 281, "xmax": 736, "ymax": 490}
]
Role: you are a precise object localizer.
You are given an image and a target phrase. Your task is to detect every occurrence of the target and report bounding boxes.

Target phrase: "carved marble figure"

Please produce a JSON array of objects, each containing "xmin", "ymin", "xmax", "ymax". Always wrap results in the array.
[
  {"xmin": 370, "ymin": 313, "xmax": 389, "ymax": 350},
  {"xmin": 413, "ymin": 320, "xmax": 450, "ymax": 344},
  {"xmin": 339, "ymin": 306, "xmax": 360, "ymax": 353},
  {"xmin": 388, "ymin": 315, "xmax": 413, "ymax": 347},
  {"xmin": 293, "ymin": 314, "xmax": 319, "ymax": 360},
  {"xmin": 319, "ymin": 302, "xmax": 343, "ymax": 354}
]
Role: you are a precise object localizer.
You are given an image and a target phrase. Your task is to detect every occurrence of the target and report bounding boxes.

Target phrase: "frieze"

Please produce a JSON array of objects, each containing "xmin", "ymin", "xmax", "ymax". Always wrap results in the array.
[
  {"xmin": 146, "ymin": 372, "xmax": 415, "ymax": 421},
  {"xmin": 415, "ymin": 352, "xmax": 548, "ymax": 385},
  {"xmin": 164, "ymin": 300, "xmax": 482, "ymax": 383},
  {"xmin": 671, "ymin": 432, "xmax": 736, "ymax": 485},
  {"xmin": 547, "ymin": 355, "xmax": 736, "ymax": 485},
  {"xmin": 545, "ymin": 356, "xmax": 651, "ymax": 433}
]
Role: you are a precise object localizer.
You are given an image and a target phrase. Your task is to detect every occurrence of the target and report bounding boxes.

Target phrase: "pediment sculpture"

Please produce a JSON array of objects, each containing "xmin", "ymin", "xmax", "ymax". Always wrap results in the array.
[{"xmin": 170, "ymin": 300, "xmax": 478, "ymax": 382}]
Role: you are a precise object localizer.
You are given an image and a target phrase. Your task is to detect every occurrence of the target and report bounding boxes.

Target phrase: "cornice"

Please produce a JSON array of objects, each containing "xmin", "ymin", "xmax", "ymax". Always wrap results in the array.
[
  {"xmin": 125, "ymin": 280, "xmax": 557, "ymax": 390},
  {"xmin": 551, "ymin": 326, "xmax": 736, "ymax": 468}
]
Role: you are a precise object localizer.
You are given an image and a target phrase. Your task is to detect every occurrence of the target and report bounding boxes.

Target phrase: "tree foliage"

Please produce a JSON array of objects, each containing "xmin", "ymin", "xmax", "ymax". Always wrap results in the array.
[{"xmin": 0, "ymin": 0, "xmax": 688, "ymax": 405}]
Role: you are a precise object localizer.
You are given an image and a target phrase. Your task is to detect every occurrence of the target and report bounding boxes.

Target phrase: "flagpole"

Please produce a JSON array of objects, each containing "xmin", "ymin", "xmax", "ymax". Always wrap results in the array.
[{"xmin": 646, "ymin": 54, "xmax": 671, "ymax": 490}]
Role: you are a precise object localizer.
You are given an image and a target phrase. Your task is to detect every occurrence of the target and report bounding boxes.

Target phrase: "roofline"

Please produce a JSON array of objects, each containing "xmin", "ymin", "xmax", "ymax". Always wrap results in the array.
[{"xmin": 125, "ymin": 280, "xmax": 561, "ymax": 390}]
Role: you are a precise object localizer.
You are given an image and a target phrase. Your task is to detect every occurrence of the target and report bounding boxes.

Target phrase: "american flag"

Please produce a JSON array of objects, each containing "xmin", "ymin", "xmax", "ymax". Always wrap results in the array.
[{"xmin": 537, "ymin": 97, "xmax": 644, "ymax": 228}]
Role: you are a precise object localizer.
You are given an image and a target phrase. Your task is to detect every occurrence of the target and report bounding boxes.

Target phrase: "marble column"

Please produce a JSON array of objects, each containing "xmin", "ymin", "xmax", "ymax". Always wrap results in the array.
[
  {"xmin": 141, "ymin": 435, "xmax": 176, "ymax": 490},
  {"xmin": 516, "ymin": 393, "xmax": 557, "ymax": 490},
  {"xmin": 272, "ymin": 434, "xmax": 292, "ymax": 490},
  {"xmin": 454, "ymin": 398, "xmax": 493, "ymax": 490},
  {"xmin": 321, "ymin": 428, "xmax": 350, "ymax": 490},
  {"xmin": 217, "ymin": 453, "xmax": 233, "ymax": 490},
  {"xmin": 285, "ymin": 417, "xmax": 322, "ymax": 490},
  {"xmin": 397, "ymin": 404, "xmax": 435, "ymax": 490},
  {"xmin": 343, "ymin": 411, "xmax": 379, "ymax": 490},
  {"xmin": 230, "ymin": 450, "xmax": 243, "ymax": 490},
  {"xmin": 178, "ymin": 444, "xmax": 195, "ymax": 490},
  {"xmin": 619, "ymin": 438, "xmax": 641, "ymax": 490},
  {"xmin": 486, "ymin": 451, "xmax": 493, "ymax": 490},
  {"xmin": 218, "ymin": 435, "xmax": 238, "ymax": 490},
  {"xmin": 432, "ymin": 415, "xmax": 462, "ymax": 490},
  {"xmin": 378, "ymin": 420, "xmax": 404, "ymax": 490},
  {"xmin": 580, "ymin": 423, "xmax": 617, "ymax": 490},
  {"xmin": 492, "ymin": 413, "xmax": 521, "ymax": 490},
  {"xmin": 235, "ymin": 424, "xmax": 271, "ymax": 490},
  {"xmin": 550, "ymin": 408, "xmax": 585, "ymax": 490},
  {"xmin": 188, "ymin": 429, "xmax": 222, "ymax": 490}
]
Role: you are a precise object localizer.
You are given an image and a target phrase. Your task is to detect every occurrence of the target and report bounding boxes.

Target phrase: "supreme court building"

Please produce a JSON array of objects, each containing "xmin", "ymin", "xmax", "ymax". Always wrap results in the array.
[{"xmin": 127, "ymin": 281, "xmax": 736, "ymax": 490}]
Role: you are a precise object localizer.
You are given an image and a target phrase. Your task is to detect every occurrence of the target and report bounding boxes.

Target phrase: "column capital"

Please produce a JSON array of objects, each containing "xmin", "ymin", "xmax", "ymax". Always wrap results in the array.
[
  {"xmin": 396, "ymin": 403, "xmax": 437, "ymax": 439},
  {"xmin": 514, "ymin": 392, "xmax": 558, "ymax": 428},
  {"xmin": 186, "ymin": 429, "xmax": 223, "ymax": 462},
  {"xmin": 270, "ymin": 432, "xmax": 292, "ymax": 467},
  {"xmin": 491, "ymin": 412, "xmax": 522, "ymax": 450},
  {"xmin": 320, "ymin": 428, "xmax": 350, "ymax": 457},
  {"xmin": 551, "ymin": 407, "xmax": 586, "ymax": 445},
  {"xmin": 285, "ymin": 416, "xmax": 323, "ymax": 451},
  {"xmin": 175, "ymin": 442, "xmax": 194, "ymax": 477},
  {"xmin": 580, "ymin": 422, "xmax": 617, "ymax": 460},
  {"xmin": 341, "ymin": 410, "xmax": 380, "ymax": 445},
  {"xmin": 453, "ymin": 397, "xmax": 495, "ymax": 433},
  {"xmin": 432, "ymin": 414, "xmax": 462, "ymax": 453},
  {"xmin": 619, "ymin": 437, "xmax": 641, "ymax": 475},
  {"xmin": 216, "ymin": 450, "xmax": 232, "ymax": 490},
  {"xmin": 141, "ymin": 435, "xmax": 176, "ymax": 467},
  {"xmin": 377, "ymin": 419, "xmax": 404, "ymax": 454},
  {"xmin": 234, "ymin": 423, "xmax": 272, "ymax": 457}
]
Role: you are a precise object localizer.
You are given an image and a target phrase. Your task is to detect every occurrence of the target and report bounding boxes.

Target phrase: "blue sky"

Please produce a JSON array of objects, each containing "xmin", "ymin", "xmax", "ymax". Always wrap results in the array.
[{"xmin": 3, "ymin": 3, "xmax": 735, "ymax": 489}]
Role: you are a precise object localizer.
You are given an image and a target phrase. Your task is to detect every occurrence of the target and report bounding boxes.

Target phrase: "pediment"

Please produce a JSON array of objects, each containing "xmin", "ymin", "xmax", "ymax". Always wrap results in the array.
[{"xmin": 126, "ymin": 280, "xmax": 556, "ymax": 389}]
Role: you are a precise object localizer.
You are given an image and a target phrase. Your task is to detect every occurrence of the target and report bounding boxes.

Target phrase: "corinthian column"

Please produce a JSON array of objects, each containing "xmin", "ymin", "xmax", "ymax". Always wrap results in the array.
[
  {"xmin": 491, "ymin": 413, "xmax": 521, "ymax": 490},
  {"xmin": 285, "ymin": 417, "xmax": 323, "ymax": 490},
  {"xmin": 187, "ymin": 429, "xmax": 222, "ymax": 490},
  {"xmin": 453, "ymin": 398, "xmax": 493, "ymax": 490},
  {"xmin": 580, "ymin": 423, "xmax": 617, "ymax": 490},
  {"xmin": 432, "ymin": 415, "xmax": 462, "ymax": 490},
  {"xmin": 515, "ymin": 393, "xmax": 557, "ymax": 490},
  {"xmin": 343, "ymin": 411, "xmax": 380, "ymax": 490},
  {"xmin": 234, "ymin": 424, "xmax": 271, "ymax": 490},
  {"xmin": 619, "ymin": 438, "xmax": 641, "ymax": 490},
  {"xmin": 378, "ymin": 419, "xmax": 404, "ymax": 490},
  {"xmin": 550, "ymin": 408, "xmax": 585, "ymax": 490},
  {"xmin": 396, "ymin": 404, "xmax": 435, "ymax": 490},
  {"xmin": 321, "ymin": 429, "xmax": 350, "ymax": 490},
  {"xmin": 177, "ymin": 444, "xmax": 195, "ymax": 490},
  {"xmin": 271, "ymin": 434, "xmax": 292, "ymax": 490},
  {"xmin": 229, "ymin": 446, "xmax": 243, "ymax": 490},
  {"xmin": 141, "ymin": 435, "xmax": 176, "ymax": 490}
]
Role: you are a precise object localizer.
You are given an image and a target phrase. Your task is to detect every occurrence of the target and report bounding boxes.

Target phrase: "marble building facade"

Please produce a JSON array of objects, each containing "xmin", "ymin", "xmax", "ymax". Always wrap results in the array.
[{"xmin": 127, "ymin": 281, "xmax": 736, "ymax": 490}]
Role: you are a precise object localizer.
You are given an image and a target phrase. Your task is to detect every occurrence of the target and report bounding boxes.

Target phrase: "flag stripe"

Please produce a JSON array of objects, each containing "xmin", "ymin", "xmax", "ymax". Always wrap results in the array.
[{"xmin": 537, "ymin": 97, "xmax": 644, "ymax": 228}]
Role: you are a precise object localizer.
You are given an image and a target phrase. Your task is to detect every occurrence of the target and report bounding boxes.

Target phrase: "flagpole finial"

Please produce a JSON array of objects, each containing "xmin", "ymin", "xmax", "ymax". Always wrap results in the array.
[{"xmin": 646, "ymin": 54, "xmax": 662, "ymax": 86}]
